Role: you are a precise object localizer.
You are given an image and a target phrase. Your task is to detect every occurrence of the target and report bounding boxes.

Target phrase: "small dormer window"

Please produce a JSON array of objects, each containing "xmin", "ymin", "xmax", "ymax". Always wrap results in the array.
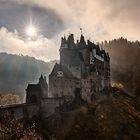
[{"xmin": 57, "ymin": 71, "xmax": 64, "ymax": 77}]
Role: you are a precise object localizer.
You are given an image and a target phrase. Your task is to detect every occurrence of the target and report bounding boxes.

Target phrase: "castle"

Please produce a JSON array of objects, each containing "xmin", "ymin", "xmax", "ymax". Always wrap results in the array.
[
  {"xmin": 0, "ymin": 33, "xmax": 110, "ymax": 119},
  {"xmin": 49, "ymin": 33, "xmax": 110, "ymax": 102}
]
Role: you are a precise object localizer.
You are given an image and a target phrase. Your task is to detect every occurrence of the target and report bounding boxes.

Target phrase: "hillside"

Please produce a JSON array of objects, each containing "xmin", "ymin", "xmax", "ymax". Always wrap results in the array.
[
  {"xmin": 0, "ymin": 53, "xmax": 57, "ymax": 98},
  {"xmin": 100, "ymin": 38, "xmax": 140, "ymax": 98},
  {"xmin": 43, "ymin": 89, "xmax": 140, "ymax": 140},
  {"xmin": 0, "ymin": 88, "xmax": 139, "ymax": 140}
]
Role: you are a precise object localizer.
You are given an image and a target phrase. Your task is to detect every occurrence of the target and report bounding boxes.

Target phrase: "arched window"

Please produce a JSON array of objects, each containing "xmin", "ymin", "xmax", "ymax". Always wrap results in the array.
[{"xmin": 57, "ymin": 71, "xmax": 64, "ymax": 77}]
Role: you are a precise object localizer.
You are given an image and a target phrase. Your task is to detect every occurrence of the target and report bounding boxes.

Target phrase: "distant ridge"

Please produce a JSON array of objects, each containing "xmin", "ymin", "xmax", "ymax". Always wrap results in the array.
[{"xmin": 0, "ymin": 52, "xmax": 58, "ymax": 98}]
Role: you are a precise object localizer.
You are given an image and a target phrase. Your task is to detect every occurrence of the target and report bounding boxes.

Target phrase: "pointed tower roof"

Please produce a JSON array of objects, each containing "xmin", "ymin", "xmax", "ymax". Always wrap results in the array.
[
  {"xmin": 50, "ymin": 63, "xmax": 77, "ymax": 79},
  {"xmin": 40, "ymin": 74, "xmax": 43, "ymax": 79},
  {"xmin": 80, "ymin": 34, "xmax": 85, "ymax": 42},
  {"xmin": 79, "ymin": 34, "xmax": 86, "ymax": 48},
  {"xmin": 39, "ymin": 74, "xmax": 44, "ymax": 84}
]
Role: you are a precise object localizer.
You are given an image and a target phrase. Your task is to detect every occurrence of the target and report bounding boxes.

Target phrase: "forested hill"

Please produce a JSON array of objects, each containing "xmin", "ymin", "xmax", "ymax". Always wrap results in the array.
[
  {"xmin": 0, "ymin": 52, "xmax": 57, "ymax": 98},
  {"xmin": 100, "ymin": 37, "xmax": 140, "ymax": 98},
  {"xmin": 0, "ymin": 37, "xmax": 139, "ymax": 100}
]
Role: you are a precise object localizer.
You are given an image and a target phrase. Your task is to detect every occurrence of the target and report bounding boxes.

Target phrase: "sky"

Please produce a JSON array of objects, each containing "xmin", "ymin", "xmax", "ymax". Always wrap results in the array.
[{"xmin": 0, "ymin": 0, "xmax": 140, "ymax": 61}]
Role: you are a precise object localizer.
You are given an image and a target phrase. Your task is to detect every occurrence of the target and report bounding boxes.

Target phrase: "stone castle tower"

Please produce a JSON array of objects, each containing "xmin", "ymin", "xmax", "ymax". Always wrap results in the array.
[
  {"xmin": 26, "ymin": 74, "xmax": 48, "ymax": 104},
  {"xmin": 49, "ymin": 33, "xmax": 110, "ymax": 102}
]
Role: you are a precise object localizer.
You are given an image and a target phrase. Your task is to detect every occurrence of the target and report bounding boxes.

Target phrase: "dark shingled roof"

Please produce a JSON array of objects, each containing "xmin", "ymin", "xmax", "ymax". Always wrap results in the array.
[
  {"xmin": 87, "ymin": 40, "xmax": 109, "ymax": 60},
  {"xmin": 50, "ymin": 63, "xmax": 78, "ymax": 79},
  {"xmin": 26, "ymin": 84, "xmax": 42, "ymax": 91}
]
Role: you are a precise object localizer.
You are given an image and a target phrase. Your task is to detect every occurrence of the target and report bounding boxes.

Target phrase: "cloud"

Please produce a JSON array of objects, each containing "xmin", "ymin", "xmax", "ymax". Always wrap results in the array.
[
  {"xmin": 0, "ymin": 0, "xmax": 140, "ymax": 61},
  {"xmin": 32, "ymin": 0, "xmax": 140, "ymax": 41},
  {"xmin": 0, "ymin": 1, "xmax": 65, "ymax": 38},
  {"xmin": 0, "ymin": 27, "xmax": 59, "ymax": 61}
]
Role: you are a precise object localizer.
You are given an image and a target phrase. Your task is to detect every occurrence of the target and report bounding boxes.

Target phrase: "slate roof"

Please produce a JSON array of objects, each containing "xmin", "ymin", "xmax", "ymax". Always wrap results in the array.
[
  {"xmin": 87, "ymin": 40, "xmax": 109, "ymax": 60},
  {"xmin": 50, "ymin": 63, "xmax": 78, "ymax": 79},
  {"xmin": 26, "ymin": 84, "xmax": 42, "ymax": 92}
]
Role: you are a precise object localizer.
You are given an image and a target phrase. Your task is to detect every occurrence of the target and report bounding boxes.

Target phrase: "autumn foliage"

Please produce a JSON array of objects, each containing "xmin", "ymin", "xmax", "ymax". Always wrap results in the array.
[
  {"xmin": 0, "ymin": 94, "xmax": 22, "ymax": 105},
  {"xmin": 0, "ymin": 112, "xmax": 45, "ymax": 140}
]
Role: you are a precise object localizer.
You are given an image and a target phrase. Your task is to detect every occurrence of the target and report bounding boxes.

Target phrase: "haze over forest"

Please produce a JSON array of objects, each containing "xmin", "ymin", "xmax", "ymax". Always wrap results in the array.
[
  {"xmin": 0, "ymin": 0, "xmax": 140, "ymax": 101},
  {"xmin": 0, "ymin": 37, "xmax": 139, "ymax": 101}
]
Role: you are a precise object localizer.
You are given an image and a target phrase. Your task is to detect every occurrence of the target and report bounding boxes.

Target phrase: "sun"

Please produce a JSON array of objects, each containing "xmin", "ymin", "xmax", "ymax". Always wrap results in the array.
[{"xmin": 26, "ymin": 25, "xmax": 37, "ymax": 37}]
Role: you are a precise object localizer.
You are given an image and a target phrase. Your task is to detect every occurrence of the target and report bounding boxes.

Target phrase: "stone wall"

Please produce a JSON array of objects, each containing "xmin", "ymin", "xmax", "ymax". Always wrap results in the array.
[
  {"xmin": 49, "ymin": 75, "xmax": 79, "ymax": 98},
  {"xmin": 41, "ymin": 98, "xmax": 64, "ymax": 117},
  {"xmin": 0, "ymin": 103, "xmax": 40, "ymax": 119}
]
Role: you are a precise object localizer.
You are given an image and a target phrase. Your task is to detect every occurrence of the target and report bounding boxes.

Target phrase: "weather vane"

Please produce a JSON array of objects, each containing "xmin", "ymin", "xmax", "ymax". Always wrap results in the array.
[{"xmin": 80, "ymin": 28, "xmax": 83, "ymax": 35}]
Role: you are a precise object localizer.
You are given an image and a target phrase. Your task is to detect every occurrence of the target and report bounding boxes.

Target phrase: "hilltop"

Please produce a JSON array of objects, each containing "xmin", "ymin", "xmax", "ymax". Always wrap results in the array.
[
  {"xmin": 42, "ymin": 88, "xmax": 140, "ymax": 140},
  {"xmin": 0, "ymin": 52, "xmax": 57, "ymax": 98}
]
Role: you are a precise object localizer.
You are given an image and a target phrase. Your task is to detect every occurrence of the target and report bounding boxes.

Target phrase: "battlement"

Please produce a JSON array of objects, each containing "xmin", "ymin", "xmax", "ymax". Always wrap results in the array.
[{"xmin": 60, "ymin": 34, "xmax": 110, "ymax": 63}]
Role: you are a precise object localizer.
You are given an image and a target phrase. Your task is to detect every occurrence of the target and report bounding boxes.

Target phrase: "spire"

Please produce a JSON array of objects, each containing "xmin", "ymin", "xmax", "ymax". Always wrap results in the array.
[
  {"xmin": 40, "ymin": 74, "xmax": 43, "ymax": 79},
  {"xmin": 39, "ymin": 74, "xmax": 43, "ymax": 84},
  {"xmin": 80, "ymin": 34, "xmax": 85, "ymax": 43},
  {"xmin": 79, "ymin": 28, "xmax": 86, "ymax": 44},
  {"xmin": 67, "ymin": 34, "xmax": 75, "ymax": 48},
  {"xmin": 60, "ymin": 37, "xmax": 64, "ymax": 48},
  {"xmin": 61, "ymin": 37, "xmax": 64, "ymax": 42},
  {"xmin": 38, "ymin": 74, "xmax": 48, "ymax": 86},
  {"xmin": 80, "ymin": 28, "xmax": 83, "ymax": 35},
  {"xmin": 64, "ymin": 36, "xmax": 66, "ymax": 42},
  {"xmin": 60, "ymin": 35, "xmax": 68, "ymax": 49},
  {"xmin": 79, "ymin": 29, "xmax": 86, "ymax": 48}
]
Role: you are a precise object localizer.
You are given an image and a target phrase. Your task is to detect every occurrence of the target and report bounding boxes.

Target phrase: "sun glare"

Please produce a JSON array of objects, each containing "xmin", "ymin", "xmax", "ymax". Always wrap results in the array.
[{"xmin": 26, "ymin": 25, "xmax": 37, "ymax": 37}]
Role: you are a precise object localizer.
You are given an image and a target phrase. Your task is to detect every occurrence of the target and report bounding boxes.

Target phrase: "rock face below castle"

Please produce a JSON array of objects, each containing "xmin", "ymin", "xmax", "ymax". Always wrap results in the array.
[{"xmin": 49, "ymin": 33, "xmax": 110, "ymax": 102}]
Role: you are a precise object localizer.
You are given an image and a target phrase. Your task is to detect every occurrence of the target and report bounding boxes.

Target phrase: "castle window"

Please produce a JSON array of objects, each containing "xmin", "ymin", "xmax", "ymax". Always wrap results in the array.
[{"xmin": 57, "ymin": 71, "xmax": 64, "ymax": 77}]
